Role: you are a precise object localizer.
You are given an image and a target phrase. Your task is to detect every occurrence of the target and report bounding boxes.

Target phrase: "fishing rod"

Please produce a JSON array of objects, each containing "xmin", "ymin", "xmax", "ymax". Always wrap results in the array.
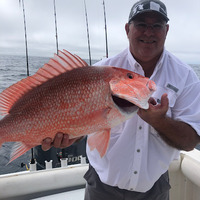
[
  {"xmin": 53, "ymin": 0, "xmax": 59, "ymax": 54},
  {"xmin": 20, "ymin": 0, "xmax": 30, "ymax": 76},
  {"xmin": 83, "ymin": 0, "xmax": 92, "ymax": 66},
  {"xmin": 19, "ymin": 0, "xmax": 35, "ymax": 165},
  {"xmin": 53, "ymin": 0, "xmax": 67, "ymax": 162},
  {"xmin": 102, "ymin": 0, "xmax": 108, "ymax": 58}
]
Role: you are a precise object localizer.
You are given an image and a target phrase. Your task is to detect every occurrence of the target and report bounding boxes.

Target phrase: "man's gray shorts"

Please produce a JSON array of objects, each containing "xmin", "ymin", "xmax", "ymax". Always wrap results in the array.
[{"xmin": 84, "ymin": 165, "xmax": 170, "ymax": 200}]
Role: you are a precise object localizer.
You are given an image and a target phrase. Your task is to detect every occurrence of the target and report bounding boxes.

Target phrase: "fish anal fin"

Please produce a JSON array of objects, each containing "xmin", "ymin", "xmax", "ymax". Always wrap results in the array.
[
  {"xmin": 7, "ymin": 142, "xmax": 33, "ymax": 165},
  {"xmin": 0, "ymin": 50, "xmax": 87, "ymax": 116},
  {"xmin": 88, "ymin": 129, "xmax": 111, "ymax": 157}
]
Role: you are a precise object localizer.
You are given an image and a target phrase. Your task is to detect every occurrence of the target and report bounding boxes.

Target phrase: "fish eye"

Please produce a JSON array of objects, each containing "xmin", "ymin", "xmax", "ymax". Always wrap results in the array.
[{"xmin": 127, "ymin": 73, "xmax": 133, "ymax": 79}]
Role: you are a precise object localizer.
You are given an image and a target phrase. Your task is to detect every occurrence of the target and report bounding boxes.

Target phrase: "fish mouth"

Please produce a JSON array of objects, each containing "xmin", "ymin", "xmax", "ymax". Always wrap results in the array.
[{"xmin": 111, "ymin": 95, "xmax": 138, "ymax": 114}]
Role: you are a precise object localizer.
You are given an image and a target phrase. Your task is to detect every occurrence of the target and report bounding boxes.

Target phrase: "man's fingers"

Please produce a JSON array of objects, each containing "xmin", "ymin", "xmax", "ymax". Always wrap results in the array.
[
  {"xmin": 161, "ymin": 93, "xmax": 169, "ymax": 108},
  {"xmin": 53, "ymin": 133, "xmax": 76, "ymax": 149},
  {"xmin": 53, "ymin": 132, "xmax": 65, "ymax": 148},
  {"xmin": 41, "ymin": 137, "xmax": 52, "ymax": 151},
  {"xmin": 148, "ymin": 97, "xmax": 157, "ymax": 105},
  {"xmin": 41, "ymin": 133, "xmax": 77, "ymax": 150}
]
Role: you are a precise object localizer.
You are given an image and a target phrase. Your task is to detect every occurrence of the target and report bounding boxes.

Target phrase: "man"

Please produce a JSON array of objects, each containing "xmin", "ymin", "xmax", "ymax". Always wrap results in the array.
[{"xmin": 42, "ymin": 0, "xmax": 200, "ymax": 199}]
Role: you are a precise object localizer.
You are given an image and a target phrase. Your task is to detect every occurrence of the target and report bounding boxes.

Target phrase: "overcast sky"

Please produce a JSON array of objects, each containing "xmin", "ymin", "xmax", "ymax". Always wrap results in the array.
[{"xmin": 0, "ymin": 0, "xmax": 200, "ymax": 64}]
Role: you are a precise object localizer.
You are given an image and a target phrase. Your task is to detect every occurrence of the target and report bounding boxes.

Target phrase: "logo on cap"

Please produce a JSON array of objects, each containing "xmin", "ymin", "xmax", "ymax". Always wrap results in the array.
[{"xmin": 128, "ymin": 0, "xmax": 169, "ymax": 23}]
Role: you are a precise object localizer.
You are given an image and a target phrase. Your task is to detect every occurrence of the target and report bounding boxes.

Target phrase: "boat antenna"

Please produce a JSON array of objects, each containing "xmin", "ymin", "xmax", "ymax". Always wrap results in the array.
[
  {"xmin": 19, "ymin": 0, "xmax": 29, "ymax": 76},
  {"xmin": 53, "ymin": 0, "xmax": 59, "ymax": 54},
  {"xmin": 19, "ymin": 0, "xmax": 35, "ymax": 165},
  {"xmin": 83, "ymin": 0, "xmax": 92, "ymax": 65},
  {"xmin": 102, "ymin": 0, "xmax": 108, "ymax": 58}
]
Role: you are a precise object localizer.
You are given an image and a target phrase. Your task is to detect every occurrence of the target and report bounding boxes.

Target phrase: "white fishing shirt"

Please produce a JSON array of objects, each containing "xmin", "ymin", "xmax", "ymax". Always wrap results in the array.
[{"xmin": 86, "ymin": 48, "xmax": 200, "ymax": 192}]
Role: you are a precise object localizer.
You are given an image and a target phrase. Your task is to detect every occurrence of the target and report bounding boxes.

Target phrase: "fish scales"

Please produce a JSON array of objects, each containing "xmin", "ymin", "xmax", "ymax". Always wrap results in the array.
[
  {"xmin": 0, "ymin": 50, "xmax": 156, "ymax": 162},
  {"xmin": 1, "ymin": 67, "xmax": 110, "ymax": 136}
]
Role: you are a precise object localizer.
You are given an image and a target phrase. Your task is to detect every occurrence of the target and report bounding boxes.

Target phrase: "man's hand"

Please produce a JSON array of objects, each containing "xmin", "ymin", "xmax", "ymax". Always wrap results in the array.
[
  {"xmin": 137, "ymin": 93, "xmax": 169, "ymax": 126},
  {"xmin": 41, "ymin": 132, "xmax": 77, "ymax": 151},
  {"xmin": 138, "ymin": 93, "xmax": 200, "ymax": 151}
]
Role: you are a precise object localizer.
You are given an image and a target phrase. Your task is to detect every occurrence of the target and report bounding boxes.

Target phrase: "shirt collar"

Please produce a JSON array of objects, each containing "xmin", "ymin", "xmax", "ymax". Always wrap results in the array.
[{"xmin": 127, "ymin": 48, "xmax": 166, "ymax": 77}]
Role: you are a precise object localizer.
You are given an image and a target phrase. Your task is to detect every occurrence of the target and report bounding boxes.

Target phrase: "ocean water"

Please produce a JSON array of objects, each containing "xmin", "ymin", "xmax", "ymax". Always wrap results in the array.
[{"xmin": 0, "ymin": 55, "xmax": 200, "ymax": 175}]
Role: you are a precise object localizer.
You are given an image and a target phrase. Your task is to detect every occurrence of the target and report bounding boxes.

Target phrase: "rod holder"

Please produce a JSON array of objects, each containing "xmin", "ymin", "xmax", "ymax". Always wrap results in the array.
[
  {"xmin": 81, "ymin": 156, "xmax": 86, "ymax": 164},
  {"xmin": 45, "ymin": 160, "xmax": 53, "ymax": 170},
  {"xmin": 60, "ymin": 158, "xmax": 68, "ymax": 168},
  {"xmin": 29, "ymin": 162, "xmax": 37, "ymax": 172}
]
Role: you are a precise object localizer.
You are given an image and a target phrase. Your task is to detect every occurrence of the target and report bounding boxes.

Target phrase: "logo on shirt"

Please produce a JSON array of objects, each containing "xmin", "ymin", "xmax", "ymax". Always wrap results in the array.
[{"xmin": 166, "ymin": 83, "xmax": 179, "ymax": 93}]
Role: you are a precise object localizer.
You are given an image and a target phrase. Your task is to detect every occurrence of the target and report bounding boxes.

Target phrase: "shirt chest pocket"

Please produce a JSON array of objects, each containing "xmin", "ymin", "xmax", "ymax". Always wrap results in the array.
[{"xmin": 151, "ymin": 86, "xmax": 177, "ymax": 118}]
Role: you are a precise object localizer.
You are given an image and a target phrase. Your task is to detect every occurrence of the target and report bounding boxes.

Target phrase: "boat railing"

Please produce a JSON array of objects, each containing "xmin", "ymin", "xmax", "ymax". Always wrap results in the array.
[{"xmin": 169, "ymin": 149, "xmax": 200, "ymax": 200}]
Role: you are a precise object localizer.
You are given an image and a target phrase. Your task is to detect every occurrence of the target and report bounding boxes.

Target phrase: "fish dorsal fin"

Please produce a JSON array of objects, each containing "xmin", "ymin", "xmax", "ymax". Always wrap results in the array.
[{"xmin": 0, "ymin": 50, "xmax": 88, "ymax": 115}]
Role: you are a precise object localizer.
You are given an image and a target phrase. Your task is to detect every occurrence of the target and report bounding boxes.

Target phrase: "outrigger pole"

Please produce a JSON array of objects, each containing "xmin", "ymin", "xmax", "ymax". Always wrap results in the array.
[
  {"xmin": 53, "ymin": 0, "xmax": 59, "ymax": 54},
  {"xmin": 83, "ymin": 0, "xmax": 92, "ymax": 65},
  {"xmin": 102, "ymin": 0, "xmax": 108, "ymax": 58}
]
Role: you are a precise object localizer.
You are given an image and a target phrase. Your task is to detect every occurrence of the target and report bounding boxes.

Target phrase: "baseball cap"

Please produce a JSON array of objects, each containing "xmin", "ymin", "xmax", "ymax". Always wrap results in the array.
[{"xmin": 128, "ymin": 0, "xmax": 169, "ymax": 23}]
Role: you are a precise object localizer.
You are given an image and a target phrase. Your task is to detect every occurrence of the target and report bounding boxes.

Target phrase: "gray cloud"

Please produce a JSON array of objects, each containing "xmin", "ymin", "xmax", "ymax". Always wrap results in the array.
[{"xmin": 0, "ymin": 0, "xmax": 200, "ymax": 64}]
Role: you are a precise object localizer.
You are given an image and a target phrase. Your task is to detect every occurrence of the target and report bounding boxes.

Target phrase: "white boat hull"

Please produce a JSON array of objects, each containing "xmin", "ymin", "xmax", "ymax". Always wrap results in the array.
[{"xmin": 0, "ymin": 164, "xmax": 88, "ymax": 199}]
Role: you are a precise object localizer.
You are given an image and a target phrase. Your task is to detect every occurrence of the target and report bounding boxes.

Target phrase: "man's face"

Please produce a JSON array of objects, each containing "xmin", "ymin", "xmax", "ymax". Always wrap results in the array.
[{"xmin": 125, "ymin": 12, "xmax": 169, "ymax": 63}]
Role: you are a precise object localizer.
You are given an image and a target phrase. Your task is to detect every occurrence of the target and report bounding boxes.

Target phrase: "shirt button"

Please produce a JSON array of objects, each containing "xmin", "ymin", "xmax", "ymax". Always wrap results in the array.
[
  {"xmin": 135, "ymin": 63, "xmax": 139, "ymax": 68},
  {"xmin": 137, "ymin": 149, "xmax": 140, "ymax": 153},
  {"xmin": 139, "ymin": 126, "xmax": 142, "ymax": 130},
  {"xmin": 134, "ymin": 171, "xmax": 138, "ymax": 174},
  {"xmin": 130, "ymin": 188, "xmax": 134, "ymax": 191}
]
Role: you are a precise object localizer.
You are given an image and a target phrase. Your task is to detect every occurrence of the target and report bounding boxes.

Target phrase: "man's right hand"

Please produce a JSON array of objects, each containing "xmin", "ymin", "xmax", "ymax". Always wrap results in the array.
[{"xmin": 41, "ymin": 132, "xmax": 78, "ymax": 151}]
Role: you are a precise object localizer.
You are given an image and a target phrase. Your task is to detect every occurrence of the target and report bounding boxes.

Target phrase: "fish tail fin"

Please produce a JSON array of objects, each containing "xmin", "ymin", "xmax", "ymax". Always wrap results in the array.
[
  {"xmin": 87, "ymin": 129, "xmax": 111, "ymax": 157},
  {"xmin": 6, "ymin": 142, "xmax": 32, "ymax": 165}
]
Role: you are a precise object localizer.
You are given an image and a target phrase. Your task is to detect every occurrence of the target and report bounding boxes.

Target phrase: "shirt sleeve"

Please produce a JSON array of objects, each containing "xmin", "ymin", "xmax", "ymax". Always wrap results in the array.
[{"xmin": 172, "ymin": 72, "xmax": 200, "ymax": 135}]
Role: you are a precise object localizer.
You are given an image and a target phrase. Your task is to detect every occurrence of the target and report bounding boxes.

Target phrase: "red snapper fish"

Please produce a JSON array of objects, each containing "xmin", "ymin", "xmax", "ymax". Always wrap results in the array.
[{"xmin": 0, "ymin": 50, "xmax": 156, "ymax": 163}]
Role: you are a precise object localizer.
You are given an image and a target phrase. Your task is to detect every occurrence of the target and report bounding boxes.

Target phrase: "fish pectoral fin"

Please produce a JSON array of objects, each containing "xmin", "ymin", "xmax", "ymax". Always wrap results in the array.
[
  {"xmin": 7, "ymin": 142, "xmax": 33, "ymax": 165},
  {"xmin": 89, "ymin": 108, "xmax": 112, "ymax": 123},
  {"xmin": 87, "ymin": 129, "xmax": 111, "ymax": 157}
]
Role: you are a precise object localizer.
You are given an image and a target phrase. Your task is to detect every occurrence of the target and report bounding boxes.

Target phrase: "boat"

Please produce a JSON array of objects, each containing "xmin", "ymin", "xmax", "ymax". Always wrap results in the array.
[
  {"xmin": 0, "ymin": 149, "xmax": 200, "ymax": 200},
  {"xmin": 1, "ymin": 1, "xmax": 200, "ymax": 199}
]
